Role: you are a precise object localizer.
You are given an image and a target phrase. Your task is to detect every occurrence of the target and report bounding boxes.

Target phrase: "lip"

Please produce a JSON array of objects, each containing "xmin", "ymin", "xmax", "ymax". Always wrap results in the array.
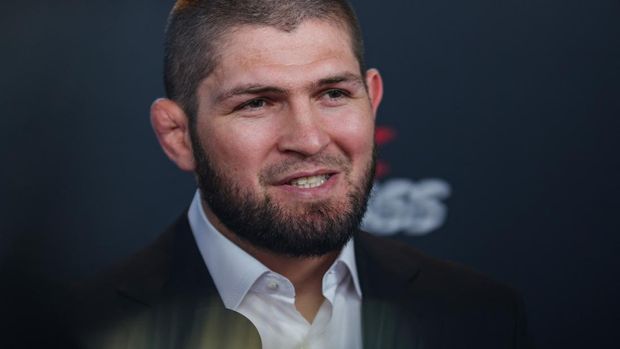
[{"xmin": 274, "ymin": 168, "xmax": 339, "ymax": 186}]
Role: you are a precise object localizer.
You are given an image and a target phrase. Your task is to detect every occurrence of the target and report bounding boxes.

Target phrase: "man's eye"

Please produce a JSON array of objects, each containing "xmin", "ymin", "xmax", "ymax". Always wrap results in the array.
[
  {"xmin": 325, "ymin": 89, "xmax": 347, "ymax": 99},
  {"xmin": 238, "ymin": 98, "xmax": 266, "ymax": 111}
]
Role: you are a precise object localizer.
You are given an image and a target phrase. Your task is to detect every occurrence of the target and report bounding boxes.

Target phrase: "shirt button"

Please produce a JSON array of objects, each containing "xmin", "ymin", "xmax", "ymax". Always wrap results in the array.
[{"xmin": 267, "ymin": 280, "xmax": 279, "ymax": 290}]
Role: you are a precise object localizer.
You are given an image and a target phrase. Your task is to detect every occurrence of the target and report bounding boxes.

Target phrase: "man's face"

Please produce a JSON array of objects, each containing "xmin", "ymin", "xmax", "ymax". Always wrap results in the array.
[{"xmin": 191, "ymin": 20, "xmax": 381, "ymax": 256}]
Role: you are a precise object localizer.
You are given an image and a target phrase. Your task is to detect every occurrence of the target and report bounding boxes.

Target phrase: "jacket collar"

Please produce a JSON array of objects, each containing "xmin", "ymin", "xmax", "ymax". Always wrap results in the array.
[
  {"xmin": 354, "ymin": 230, "xmax": 421, "ymax": 299},
  {"xmin": 115, "ymin": 212, "xmax": 223, "ymax": 309},
  {"xmin": 354, "ymin": 231, "xmax": 423, "ymax": 349},
  {"xmin": 115, "ymin": 215, "xmax": 424, "ymax": 348}
]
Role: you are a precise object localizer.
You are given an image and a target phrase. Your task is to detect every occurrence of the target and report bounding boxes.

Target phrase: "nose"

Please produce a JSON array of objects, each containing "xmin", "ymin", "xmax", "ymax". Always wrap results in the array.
[{"xmin": 276, "ymin": 100, "xmax": 330, "ymax": 157}]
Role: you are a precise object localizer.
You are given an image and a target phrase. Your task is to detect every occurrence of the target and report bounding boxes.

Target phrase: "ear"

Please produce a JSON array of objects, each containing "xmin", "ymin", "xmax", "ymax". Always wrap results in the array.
[
  {"xmin": 365, "ymin": 68, "xmax": 384, "ymax": 119},
  {"xmin": 150, "ymin": 98, "xmax": 196, "ymax": 171}
]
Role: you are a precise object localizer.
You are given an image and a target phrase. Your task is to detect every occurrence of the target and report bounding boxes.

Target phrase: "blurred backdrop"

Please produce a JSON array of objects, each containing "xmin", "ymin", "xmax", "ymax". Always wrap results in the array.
[{"xmin": 1, "ymin": 0, "xmax": 619, "ymax": 347}]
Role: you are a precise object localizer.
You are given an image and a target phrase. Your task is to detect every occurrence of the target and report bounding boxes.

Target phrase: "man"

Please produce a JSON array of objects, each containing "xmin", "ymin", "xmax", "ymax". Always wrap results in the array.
[{"xmin": 69, "ymin": 0, "xmax": 531, "ymax": 348}]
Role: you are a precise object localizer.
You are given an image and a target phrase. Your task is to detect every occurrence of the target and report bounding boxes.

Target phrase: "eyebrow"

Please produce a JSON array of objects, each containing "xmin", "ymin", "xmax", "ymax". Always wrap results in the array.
[
  {"xmin": 215, "ymin": 85, "xmax": 286, "ymax": 103},
  {"xmin": 315, "ymin": 72, "xmax": 364, "ymax": 88},
  {"xmin": 215, "ymin": 72, "xmax": 364, "ymax": 103}
]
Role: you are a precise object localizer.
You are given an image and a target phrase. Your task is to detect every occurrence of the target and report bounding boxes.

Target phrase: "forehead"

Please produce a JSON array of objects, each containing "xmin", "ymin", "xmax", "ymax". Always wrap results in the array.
[{"xmin": 202, "ymin": 20, "xmax": 359, "ymax": 92}]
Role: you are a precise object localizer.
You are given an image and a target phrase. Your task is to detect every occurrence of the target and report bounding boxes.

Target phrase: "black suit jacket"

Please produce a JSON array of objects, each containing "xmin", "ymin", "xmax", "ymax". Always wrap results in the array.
[{"xmin": 64, "ymin": 214, "xmax": 531, "ymax": 349}]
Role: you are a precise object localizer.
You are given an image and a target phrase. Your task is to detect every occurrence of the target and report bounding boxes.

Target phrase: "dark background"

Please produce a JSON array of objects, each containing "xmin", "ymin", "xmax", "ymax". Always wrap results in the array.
[{"xmin": 1, "ymin": 0, "xmax": 618, "ymax": 347}]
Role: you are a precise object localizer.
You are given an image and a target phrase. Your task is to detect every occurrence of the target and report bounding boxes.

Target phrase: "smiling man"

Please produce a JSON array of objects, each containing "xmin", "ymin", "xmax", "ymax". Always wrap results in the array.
[
  {"xmin": 149, "ymin": 9, "xmax": 380, "ymax": 348},
  {"xmin": 68, "ymin": 1, "xmax": 531, "ymax": 348}
]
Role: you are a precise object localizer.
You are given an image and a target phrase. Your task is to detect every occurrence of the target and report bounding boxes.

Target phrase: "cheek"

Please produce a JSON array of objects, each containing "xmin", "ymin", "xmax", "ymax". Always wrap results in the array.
[
  {"xmin": 199, "ymin": 119, "xmax": 276, "ymax": 184},
  {"xmin": 326, "ymin": 108, "xmax": 375, "ymax": 158}
]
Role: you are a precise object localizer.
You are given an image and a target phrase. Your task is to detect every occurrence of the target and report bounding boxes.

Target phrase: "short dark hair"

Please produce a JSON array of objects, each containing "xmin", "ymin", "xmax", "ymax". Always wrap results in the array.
[{"xmin": 163, "ymin": 0, "xmax": 365, "ymax": 124}]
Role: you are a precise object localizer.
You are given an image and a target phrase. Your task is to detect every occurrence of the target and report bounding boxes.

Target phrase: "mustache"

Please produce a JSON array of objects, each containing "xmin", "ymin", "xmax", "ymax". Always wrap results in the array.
[{"xmin": 259, "ymin": 154, "xmax": 351, "ymax": 184}]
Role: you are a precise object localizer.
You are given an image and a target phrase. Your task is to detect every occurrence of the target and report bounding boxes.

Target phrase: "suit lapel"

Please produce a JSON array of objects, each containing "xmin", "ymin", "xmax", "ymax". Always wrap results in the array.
[
  {"xmin": 163, "ymin": 213, "xmax": 221, "ymax": 304},
  {"xmin": 355, "ymin": 231, "xmax": 424, "ymax": 349},
  {"xmin": 112, "ymin": 214, "xmax": 260, "ymax": 348},
  {"xmin": 114, "ymin": 213, "xmax": 221, "ymax": 307}
]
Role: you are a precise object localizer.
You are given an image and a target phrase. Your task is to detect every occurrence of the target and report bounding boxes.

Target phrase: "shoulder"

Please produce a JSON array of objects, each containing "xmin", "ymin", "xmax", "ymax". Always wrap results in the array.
[
  {"xmin": 62, "ymin": 215, "xmax": 262, "ymax": 348},
  {"xmin": 77, "ymin": 226, "xmax": 175, "ymax": 291},
  {"xmin": 356, "ymin": 231, "xmax": 523, "ymax": 312},
  {"xmin": 71, "ymin": 222, "xmax": 176, "ymax": 304},
  {"xmin": 66, "ymin": 218, "xmax": 183, "ymax": 334},
  {"xmin": 356, "ymin": 232, "xmax": 532, "ymax": 348}
]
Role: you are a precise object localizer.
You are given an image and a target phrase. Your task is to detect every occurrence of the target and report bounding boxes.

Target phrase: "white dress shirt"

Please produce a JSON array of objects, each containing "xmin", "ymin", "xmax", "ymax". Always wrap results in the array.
[{"xmin": 188, "ymin": 190, "xmax": 363, "ymax": 349}]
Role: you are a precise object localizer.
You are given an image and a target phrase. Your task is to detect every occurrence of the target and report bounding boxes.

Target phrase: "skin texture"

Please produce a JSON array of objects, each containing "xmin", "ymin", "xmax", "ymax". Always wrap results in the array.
[{"xmin": 151, "ymin": 19, "xmax": 383, "ymax": 322}]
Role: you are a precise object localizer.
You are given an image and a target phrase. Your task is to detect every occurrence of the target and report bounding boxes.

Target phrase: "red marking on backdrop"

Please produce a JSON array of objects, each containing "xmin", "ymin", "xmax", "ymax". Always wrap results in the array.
[
  {"xmin": 375, "ymin": 126, "xmax": 396, "ymax": 145},
  {"xmin": 375, "ymin": 126, "xmax": 396, "ymax": 179}
]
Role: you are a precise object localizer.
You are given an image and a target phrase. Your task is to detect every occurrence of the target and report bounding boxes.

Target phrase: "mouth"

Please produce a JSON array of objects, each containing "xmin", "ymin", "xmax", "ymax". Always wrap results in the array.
[
  {"xmin": 288, "ymin": 174, "xmax": 333, "ymax": 189},
  {"xmin": 273, "ymin": 170, "xmax": 338, "ymax": 190}
]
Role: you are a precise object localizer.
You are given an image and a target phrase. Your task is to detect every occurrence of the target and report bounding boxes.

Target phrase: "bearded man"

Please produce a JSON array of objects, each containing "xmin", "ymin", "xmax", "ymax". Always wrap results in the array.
[{"xmin": 68, "ymin": 1, "xmax": 532, "ymax": 348}]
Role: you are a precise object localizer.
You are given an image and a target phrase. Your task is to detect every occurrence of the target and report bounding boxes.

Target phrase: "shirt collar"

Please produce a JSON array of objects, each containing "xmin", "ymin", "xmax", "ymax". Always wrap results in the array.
[
  {"xmin": 337, "ymin": 235, "xmax": 363, "ymax": 298},
  {"xmin": 188, "ymin": 190, "xmax": 363, "ymax": 309},
  {"xmin": 188, "ymin": 190, "xmax": 269, "ymax": 310}
]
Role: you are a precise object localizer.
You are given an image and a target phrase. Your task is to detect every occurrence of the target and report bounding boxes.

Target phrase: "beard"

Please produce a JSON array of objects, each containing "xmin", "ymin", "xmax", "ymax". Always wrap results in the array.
[{"xmin": 191, "ymin": 135, "xmax": 376, "ymax": 257}]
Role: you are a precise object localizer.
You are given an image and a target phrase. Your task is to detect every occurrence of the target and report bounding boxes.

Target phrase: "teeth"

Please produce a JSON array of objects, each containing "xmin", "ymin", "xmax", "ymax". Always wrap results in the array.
[{"xmin": 289, "ymin": 174, "xmax": 330, "ymax": 188}]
